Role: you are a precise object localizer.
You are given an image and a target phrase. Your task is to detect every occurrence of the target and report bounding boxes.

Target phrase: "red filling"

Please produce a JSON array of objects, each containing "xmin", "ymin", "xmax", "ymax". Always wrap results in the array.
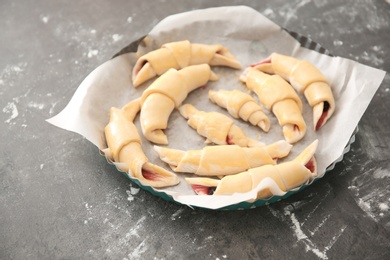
[
  {"xmin": 191, "ymin": 185, "xmax": 216, "ymax": 195},
  {"xmin": 305, "ymin": 158, "xmax": 316, "ymax": 173},
  {"xmin": 250, "ymin": 58, "xmax": 271, "ymax": 67},
  {"xmin": 315, "ymin": 102, "xmax": 330, "ymax": 131},
  {"xmin": 226, "ymin": 135, "xmax": 235, "ymax": 145},
  {"xmin": 142, "ymin": 169, "xmax": 161, "ymax": 181},
  {"xmin": 134, "ymin": 60, "xmax": 147, "ymax": 75}
]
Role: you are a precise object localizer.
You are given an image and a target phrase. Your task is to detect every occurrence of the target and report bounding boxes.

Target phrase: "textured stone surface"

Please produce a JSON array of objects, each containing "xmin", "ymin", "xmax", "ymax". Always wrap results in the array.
[{"xmin": 1, "ymin": 0, "xmax": 389, "ymax": 259}]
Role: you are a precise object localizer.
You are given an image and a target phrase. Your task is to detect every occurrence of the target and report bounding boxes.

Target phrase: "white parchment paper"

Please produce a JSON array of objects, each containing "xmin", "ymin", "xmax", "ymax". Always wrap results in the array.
[{"xmin": 47, "ymin": 6, "xmax": 386, "ymax": 209}]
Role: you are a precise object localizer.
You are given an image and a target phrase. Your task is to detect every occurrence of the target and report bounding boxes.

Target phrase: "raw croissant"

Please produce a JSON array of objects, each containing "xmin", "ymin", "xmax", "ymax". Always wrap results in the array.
[
  {"xmin": 154, "ymin": 140, "xmax": 292, "ymax": 176},
  {"xmin": 104, "ymin": 100, "xmax": 179, "ymax": 188},
  {"xmin": 138, "ymin": 64, "xmax": 217, "ymax": 145},
  {"xmin": 252, "ymin": 53, "xmax": 335, "ymax": 130},
  {"xmin": 179, "ymin": 104, "xmax": 262, "ymax": 147},
  {"xmin": 208, "ymin": 89, "xmax": 270, "ymax": 132},
  {"xmin": 186, "ymin": 139, "xmax": 318, "ymax": 199},
  {"xmin": 132, "ymin": 40, "xmax": 242, "ymax": 87},
  {"xmin": 240, "ymin": 67, "xmax": 306, "ymax": 144}
]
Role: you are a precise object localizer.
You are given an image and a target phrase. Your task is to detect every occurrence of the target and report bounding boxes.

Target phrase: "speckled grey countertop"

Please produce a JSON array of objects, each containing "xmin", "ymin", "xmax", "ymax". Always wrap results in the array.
[{"xmin": 1, "ymin": 0, "xmax": 389, "ymax": 259}]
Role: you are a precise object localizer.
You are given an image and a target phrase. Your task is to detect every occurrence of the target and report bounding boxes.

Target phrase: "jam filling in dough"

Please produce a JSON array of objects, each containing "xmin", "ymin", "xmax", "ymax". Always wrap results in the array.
[
  {"xmin": 132, "ymin": 40, "xmax": 242, "ymax": 87},
  {"xmin": 179, "ymin": 103, "xmax": 263, "ymax": 147},
  {"xmin": 252, "ymin": 53, "xmax": 336, "ymax": 130},
  {"xmin": 240, "ymin": 67, "xmax": 306, "ymax": 144},
  {"xmin": 104, "ymin": 100, "xmax": 179, "ymax": 188},
  {"xmin": 139, "ymin": 64, "xmax": 218, "ymax": 145},
  {"xmin": 185, "ymin": 139, "xmax": 318, "ymax": 199},
  {"xmin": 154, "ymin": 140, "xmax": 292, "ymax": 176},
  {"xmin": 208, "ymin": 89, "xmax": 271, "ymax": 132}
]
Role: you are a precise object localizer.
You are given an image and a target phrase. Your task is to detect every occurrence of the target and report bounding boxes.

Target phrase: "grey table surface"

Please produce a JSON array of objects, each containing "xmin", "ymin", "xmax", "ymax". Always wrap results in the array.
[{"xmin": 1, "ymin": 0, "xmax": 390, "ymax": 259}]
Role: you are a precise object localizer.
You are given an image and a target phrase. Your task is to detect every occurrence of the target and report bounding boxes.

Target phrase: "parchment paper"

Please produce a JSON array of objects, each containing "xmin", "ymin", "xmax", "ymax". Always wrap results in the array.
[{"xmin": 47, "ymin": 6, "xmax": 386, "ymax": 209}]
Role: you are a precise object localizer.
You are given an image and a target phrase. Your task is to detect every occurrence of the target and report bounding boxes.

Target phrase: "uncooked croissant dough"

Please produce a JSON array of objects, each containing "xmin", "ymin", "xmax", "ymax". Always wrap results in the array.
[
  {"xmin": 138, "ymin": 64, "xmax": 218, "ymax": 145},
  {"xmin": 179, "ymin": 103, "xmax": 263, "ymax": 147},
  {"xmin": 240, "ymin": 67, "xmax": 306, "ymax": 144},
  {"xmin": 208, "ymin": 89, "xmax": 271, "ymax": 132},
  {"xmin": 104, "ymin": 100, "xmax": 179, "ymax": 188},
  {"xmin": 252, "ymin": 53, "xmax": 335, "ymax": 130},
  {"xmin": 154, "ymin": 140, "xmax": 292, "ymax": 176},
  {"xmin": 132, "ymin": 40, "xmax": 242, "ymax": 87},
  {"xmin": 186, "ymin": 139, "xmax": 318, "ymax": 199}
]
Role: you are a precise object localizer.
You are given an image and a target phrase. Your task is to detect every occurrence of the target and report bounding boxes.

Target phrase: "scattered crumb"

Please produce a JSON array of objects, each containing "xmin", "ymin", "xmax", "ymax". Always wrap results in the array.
[
  {"xmin": 262, "ymin": 8, "xmax": 274, "ymax": 17},
  {"xmin": 333, "ymin": 40, "xmax": 343, "ymax": 46},
  {"xmin": 41, "ymin": 16, "xmax": 49, "ymax": 23},
  {"xmin": 87, "ymin": 49, "xmax": 99, "ymax": 58},
  {"xmin": 378, "ymin": 203, "xmax": 389, "ymax": 211},
  {"xmin": 28, "ymin": 101, "xmax": 45, "ymax": 110},
  {"xmin": 3, "ymin": 102, "xmax": 18, "ymax": 123},
  {"xmin": 112, "ymin": 34, "xmax": 123, "ymax": 42},
  {"xmin": 130, "ymin": 187, "xmax": 140, "ymax": 195},
  {"xmin": 171, "ymin": 208, "xmax": 184, "ymax": 220},
  {"xmin": 126, "ymin": 186, "xmax": 140, "ymax": 202}
]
